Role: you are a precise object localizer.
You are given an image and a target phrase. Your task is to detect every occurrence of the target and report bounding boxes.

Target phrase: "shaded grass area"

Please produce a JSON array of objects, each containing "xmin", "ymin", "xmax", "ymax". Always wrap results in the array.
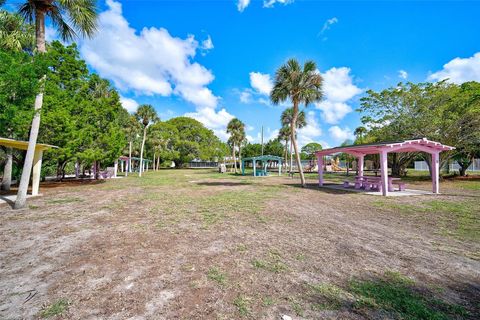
[
  {"xmin": 373, "ymin": 199, "xmax": 480, "ymax": 241},
  {"xmin": 307, "ymin": 271, "xmax": 468, "ymax": 320}
]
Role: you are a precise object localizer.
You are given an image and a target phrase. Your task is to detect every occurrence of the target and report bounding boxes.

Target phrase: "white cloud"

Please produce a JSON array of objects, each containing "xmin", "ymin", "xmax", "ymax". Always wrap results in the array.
[
  {"xmin": 81, "ymin": 0, "xmax": 234, "ymax": 136},
  {"xmin": 263, "ymin": 0, "xmax": 294, "ymax": 8},
  {"xmin": 428, "ymin": 52, "xmax": 480, "ymax": 84},
  {"xmin": 328, "ymin": 126, "xmax": 354, "ymax": 143},
  {"xmin": 45, "ymin": 25, "xmax": 59, "ymax": 42},
  {"xmin": 398, "ymin": 70, "xmax": 408, "ymax": 80},
  {"xmin": 185, "ymin": 107, "xmax": 234, "ymax": 139},
  {"xmin": 240, "ymin": 90, "xmax": 253, "ymax": 103},
  {"xmin": 320, "ymin": 17, "xmax": 338, "ymax": 34},
  {"xmin": 201, "ymin": 35, "xmax": 214, "ymax": 50},
  {"xmin": 120, "ymin": 96, "xmax": 139, "ymax": 113},
  {"xmin": 297, "ymin": 111, "xmax": 323, "ymax": 148},
  {"xmin": 315, "ymin": 67, "xmax": 362, "ymax": 124},
  {"xmin": 249, "ymin": 72, "xmax": 273, "ymax": 96},
  {"xmin": 237, "ymin": 0, "xmax": 251, "ymax": 12}
]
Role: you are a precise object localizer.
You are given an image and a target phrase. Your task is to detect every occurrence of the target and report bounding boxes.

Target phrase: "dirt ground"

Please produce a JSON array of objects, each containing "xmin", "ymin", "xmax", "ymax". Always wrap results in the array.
[{"xmin": 0, "ymin": 170, "xmax": 479, "ymax": 319}]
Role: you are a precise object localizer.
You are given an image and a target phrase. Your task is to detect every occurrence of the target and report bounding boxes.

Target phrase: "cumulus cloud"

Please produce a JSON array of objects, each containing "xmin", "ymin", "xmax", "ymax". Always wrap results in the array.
[
  {"xmin": 250, "ymin": 72, "xmax": 273, "ymax": 96},
  {"xmin": 428, "ymin": 52, "xmax": 480, "ymax": 84},
  {"xmin": 297, "ymin": 111, "xmax": 323, "ymax": 148},
  {"xmin": 398, "ymin": 70, "xmax": 408, "ymax": 80},
  {"xmin": 80, "ymin": 0, "xmax": 234, "ymax": 137},
  {"xmin": 263, "ymin": 0, "xmax": 294, "ymax": 8},
  {"xmin": 328, "ymin": 126, "xmax": 354, "ymax": 143},
  {"xmin": 120, "ymin": 96, "xmax": 139, "ymax": 113},
  {"xmin": 237, "ymin": 0, "xmax": 251, "ymax": 12},
  {"xmin": 315, "ymin": 67, "xmax": 362, "ymax": 124}
]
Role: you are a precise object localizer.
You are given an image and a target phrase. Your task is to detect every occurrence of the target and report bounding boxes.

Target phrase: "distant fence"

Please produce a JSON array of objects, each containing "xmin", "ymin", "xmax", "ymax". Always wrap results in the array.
[
  {"xmin": 414, "ymin": 159, "xmax": 480, "ymax": 171},
  {"xmin": 188, "ymin": 161, "xmax": 218, "ymax": 168}
]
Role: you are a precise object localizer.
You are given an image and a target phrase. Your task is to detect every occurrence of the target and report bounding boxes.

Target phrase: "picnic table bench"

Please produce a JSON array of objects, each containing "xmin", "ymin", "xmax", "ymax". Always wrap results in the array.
[{"xmin": 344, "ymin": 176, "xmax": 406, "ymax": 192}]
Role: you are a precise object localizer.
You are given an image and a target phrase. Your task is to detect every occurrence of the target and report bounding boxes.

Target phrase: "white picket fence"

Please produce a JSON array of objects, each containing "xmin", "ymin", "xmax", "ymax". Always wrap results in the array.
[{"xmin": 414, "ymin": 159, "xmax": 480, "ymax": 171}]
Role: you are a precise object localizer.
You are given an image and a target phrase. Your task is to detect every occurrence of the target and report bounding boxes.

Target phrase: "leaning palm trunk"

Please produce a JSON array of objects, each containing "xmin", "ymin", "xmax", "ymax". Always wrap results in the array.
[
  {"xmin": 14, "ymin": 11, "xmax": 46, "ymax": 209},
  {"xmin": 239, "ymin": 145, "xmax": 242, "ymax": 173},
  {"xmin": 284, "ymin": 140, "xmax": 288, "ymax": 171},
  {"xmin": 291, "ymin": 105, "xmax": 306, "ymax": 186},
  {"xmin": 139, "ymin": 127, "xmax": 147, "ymax": 177},
  {"xmin": 1, "ymin": 147, "xmax": 13, "ymax": 191}
]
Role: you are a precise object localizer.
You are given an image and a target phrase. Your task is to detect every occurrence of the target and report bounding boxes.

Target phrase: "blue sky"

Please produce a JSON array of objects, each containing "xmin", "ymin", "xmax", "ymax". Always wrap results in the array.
[{"xmin": 54, "ymin": 0, "xmax": 480, "ymax": 148}]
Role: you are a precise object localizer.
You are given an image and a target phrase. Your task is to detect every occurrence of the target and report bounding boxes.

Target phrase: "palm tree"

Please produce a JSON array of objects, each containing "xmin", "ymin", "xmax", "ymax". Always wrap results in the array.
[
  {"xmin": 271, "ymin": 59, "xmax": 323, "ymax": 186},
  {"xmin": 226, "ymin": 118, "xmax": 245, "ymax": 174},
  {"xmin": 13, "ymin": 0, "xmax": 98, "ymax": 209},
  {"xmin": 354, "ymin": 126, "xmax": 367, "ymax": 140},
  {"xmin": 135, "ymin": 105, "xmax": 159, "ymax": 177},
  {"xmin": 278, "ymin": 126, "xmax": 290, "ymax": 171},
  {"xmin": 281, "ymin": 107, "xmax": 306, "ymax": 172},
  {"xmin": 124, "ymin": 115, "xmax": 141, "ymax": 176}
]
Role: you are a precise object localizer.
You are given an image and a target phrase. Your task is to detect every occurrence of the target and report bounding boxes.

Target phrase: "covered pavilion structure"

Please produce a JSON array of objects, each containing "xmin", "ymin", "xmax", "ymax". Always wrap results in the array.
[
  {"xmin": 118, "ymin": 156, "xmax": 152, "ymax": 174},
  {"xmin": 0, "ymin": 137, "xmax": 57, "ymax": 197},
  {"xmin": 315, "ymin": 138, "xmax": 455, "ymax": 196},
  {"xmin": 241, "ymin": 155, "xmax": 283, "ymax": 177}
]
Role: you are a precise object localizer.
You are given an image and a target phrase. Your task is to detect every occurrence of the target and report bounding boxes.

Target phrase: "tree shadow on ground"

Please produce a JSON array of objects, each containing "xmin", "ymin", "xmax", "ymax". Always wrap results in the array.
[
  {"xmin": 195, "ymin": 181, "xmax": 252, "ymax": 187},
  {"xmin": 281, "ymin": 182, "xmax": 353, "ymax": 194},
  {"xmin": 304, "ymin": 271, "xmax": 479, "ymax": 320}
]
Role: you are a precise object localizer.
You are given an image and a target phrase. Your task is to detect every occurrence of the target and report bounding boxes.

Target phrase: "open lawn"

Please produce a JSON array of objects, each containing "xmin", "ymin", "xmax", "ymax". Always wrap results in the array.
[{"xmin": 1, "ymin": 170, "xmax": 479, "ymax": 319}]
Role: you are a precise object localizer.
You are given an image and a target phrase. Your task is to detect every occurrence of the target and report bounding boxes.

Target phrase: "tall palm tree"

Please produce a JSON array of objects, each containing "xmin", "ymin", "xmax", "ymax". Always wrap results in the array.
[
  {"xmin": 124, "ymin": 115, "xmax": 141, "ymax": 176},
  {"xmin": 226, "ymin": 118, "xmax": 245, "ymax": 174},
  {"xmin": 281, "ymin": 107, "xmax": 306, "ymax": 172},
  {"xmin": 135, "ymin": 105, "xmax": 159, "ymax": 177},
  {"xmin": 278, "ymin": 126, "xmax": 290, "ymax": 171},
  {"xmin": 13, "ymin": 0, "xmax": 98, "ymax": 209},
  {"xmin": 271, "ymin": 59, "xmax": 323, "ymax": 186}
]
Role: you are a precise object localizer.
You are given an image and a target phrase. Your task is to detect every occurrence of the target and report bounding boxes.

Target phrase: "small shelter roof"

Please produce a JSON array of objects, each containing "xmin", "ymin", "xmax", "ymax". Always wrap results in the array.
[
  {"xmin": 242, "ymin": 155, "xmax": 283, "ymax": 162},
  {"xmin": 315, "ymin": 138, "xmax": 454, "ymax": 157},
  {"xmin": 0, "ymin": 137, "xmax": 57, "ymax": 151}
]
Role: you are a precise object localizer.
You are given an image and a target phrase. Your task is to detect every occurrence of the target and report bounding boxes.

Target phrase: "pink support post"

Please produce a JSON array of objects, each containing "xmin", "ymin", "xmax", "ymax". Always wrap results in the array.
[
  {"xmin": 358, "ymin": 155, "xmax": 364, "ymax": 177},
  {"xmin": 432, "ymin": 152, "xmax": 440, "ymax": 193},
  {"xmin": 380, "ymin": 149, "xmax": 388, "ymax": 196},
  {"xmin": 318, "ymin": 155, "xmax": 324, "ymax": 186}
]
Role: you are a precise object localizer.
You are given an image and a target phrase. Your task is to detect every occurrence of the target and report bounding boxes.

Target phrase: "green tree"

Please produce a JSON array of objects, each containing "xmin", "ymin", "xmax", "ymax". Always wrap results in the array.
[
  {"xmin": 281, "ymin": 107, "xmax": 306, "ymax": 172},
  {"xmin": 301, "ymin": 142, "xmax": 322, "ymax": 160},
  {"xmin": 226, "ymin": 118, "xmax": 246, "ymax": 173},
  {"xmin": 123, "ymin": 115, "xmax": 141, "ymax": 175},
  {"xmin": 13, "ymin": 0, "xmax": 98, "ymax": 209},
  {"xmin": 264, "ymin": 139, "xmax": 284, "ymax": 157},
  {"xmin": 0, "ymin": 10, "xmax": 34, "ymax": 52},
  {"xmin": 135, "ymin": 104, "xmax": 158, "ymax": 177},
  {"xmin": 148, "ymin": 121, "xmax": 179, "ymax": 170}
]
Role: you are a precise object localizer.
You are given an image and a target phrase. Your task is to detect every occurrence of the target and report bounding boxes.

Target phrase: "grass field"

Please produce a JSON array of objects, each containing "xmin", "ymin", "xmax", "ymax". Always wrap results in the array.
[{"xmin": 1, "ymin": 169, "xmax": 479, "ymax": 319}]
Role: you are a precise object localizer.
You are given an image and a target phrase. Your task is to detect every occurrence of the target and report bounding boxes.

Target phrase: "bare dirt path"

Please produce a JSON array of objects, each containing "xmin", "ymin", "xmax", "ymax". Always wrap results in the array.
[{"xmin": 1, "ymin": 170, "xmax": 479, "ymax": 319}]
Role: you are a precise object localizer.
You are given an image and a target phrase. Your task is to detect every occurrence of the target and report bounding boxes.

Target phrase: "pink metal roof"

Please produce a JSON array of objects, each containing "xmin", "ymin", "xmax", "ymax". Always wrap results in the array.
[{"xmin": 315, "ymin": 138, "xmax": 455, "ymax": 157}]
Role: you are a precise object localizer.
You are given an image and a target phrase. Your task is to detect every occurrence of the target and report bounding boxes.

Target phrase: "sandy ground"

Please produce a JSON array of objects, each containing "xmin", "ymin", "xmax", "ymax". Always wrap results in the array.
[{"xmin": 0, "ymin": 170, "xmax": 479, "ymax": 319}]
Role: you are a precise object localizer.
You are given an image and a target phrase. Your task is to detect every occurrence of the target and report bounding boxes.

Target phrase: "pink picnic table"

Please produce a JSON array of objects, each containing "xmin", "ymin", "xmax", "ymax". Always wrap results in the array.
[{"xmin": 354, "ymin": 176, "xmax": 403, "ymax": 192}]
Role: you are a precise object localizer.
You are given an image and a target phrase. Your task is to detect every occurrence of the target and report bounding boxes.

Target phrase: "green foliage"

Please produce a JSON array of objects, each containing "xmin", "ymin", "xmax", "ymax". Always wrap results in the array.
[
  {"xmin": 39, "ymin": 299, "xmax": 70, "ymax": 318},
  {"xmin": 264, "ymin": 139, "xmax": 284, "ymax": 157},
  {"xmin": 301, "ymin": 142, "xmax": 322, "ymax": 159},
  {"xmin": 165, "ymin": 117, "xmax": 226, "ymax": 166},
  {"xmin": 0, "ymin": 10, "xmax": 35, "ymax": 52}
]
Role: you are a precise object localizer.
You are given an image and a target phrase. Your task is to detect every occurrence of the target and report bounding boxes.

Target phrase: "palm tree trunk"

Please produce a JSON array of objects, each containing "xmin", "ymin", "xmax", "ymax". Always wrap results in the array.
[
  {"xmin": 1, "ymin": 147, "xmax": 13, "ymax": 191},
  {"xmin": 14, "ymin": 10, "xmax": 46, "ymax": 209},
  {"xmin": 291, "ymin": 103, "xmax": 306, "ymax": 186},
  {"xmin": 239, "ymin": 144, "xmax": 243, "ymax": 173},
  {"xmin": 289, "ymin": 139, "xmax": 293, "ymax": 172},
  {"xmin": 139, "ymin": 127, "xmax": 147, "ymax": 177},
  {"xmin": 284, "ymin": 140, "xmax": 288, "ymax": 171},
  {"xmin": 232, "ymin": 142, "xmax": 237, "ymax": 174},
  {"xmin": 153, "ymin": 152, "xmax": 156, "ymax": 171}
]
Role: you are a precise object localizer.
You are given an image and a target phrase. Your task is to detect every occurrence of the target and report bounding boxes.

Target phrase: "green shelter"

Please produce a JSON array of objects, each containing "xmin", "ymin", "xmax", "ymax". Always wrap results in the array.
[{"xmin": 241, "ymin": 155, "xmax": 283, "ymax": 177}]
